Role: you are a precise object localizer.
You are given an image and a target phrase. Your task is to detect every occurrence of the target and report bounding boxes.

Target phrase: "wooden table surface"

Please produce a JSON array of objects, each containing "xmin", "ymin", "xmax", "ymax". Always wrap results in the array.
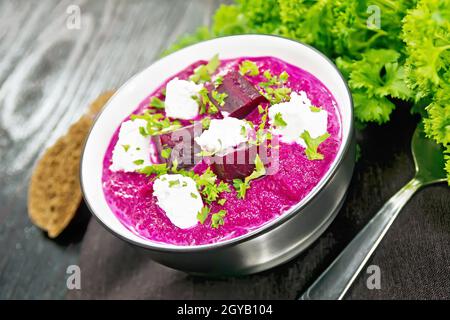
[{"xmin": 1, "ymin": 0, "xmax": 449, "ymax": 300}]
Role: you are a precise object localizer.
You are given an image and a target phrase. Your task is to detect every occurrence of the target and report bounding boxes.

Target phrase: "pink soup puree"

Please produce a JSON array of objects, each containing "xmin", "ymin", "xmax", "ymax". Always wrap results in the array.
[{"xmin": 102, "ymin": 56, "xmax": 342, "ymax": 245}]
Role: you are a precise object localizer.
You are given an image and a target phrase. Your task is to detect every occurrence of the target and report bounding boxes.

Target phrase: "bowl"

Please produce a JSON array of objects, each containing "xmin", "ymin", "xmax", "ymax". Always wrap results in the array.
[{"xmin": 81, "ymin": 35, "xmax": 355, "ymax": 275}]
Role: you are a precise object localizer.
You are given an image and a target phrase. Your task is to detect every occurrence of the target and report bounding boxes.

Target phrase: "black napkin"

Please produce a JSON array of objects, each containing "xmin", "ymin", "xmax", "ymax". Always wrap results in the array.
[{"xmin": 67, "ymin": 108, "xmax": 450, "ymax": 300}]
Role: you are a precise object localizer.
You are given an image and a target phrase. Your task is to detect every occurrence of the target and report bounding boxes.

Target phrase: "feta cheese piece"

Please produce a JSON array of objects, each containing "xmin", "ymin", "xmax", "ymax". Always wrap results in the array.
[
  {"xmin": 268, "ymin": 91, "xmax": 328, "ymax": 147},
  {"xmin": 110, "ymin": 119, "xmax": 153, "ymax": 172},
  {"xmin": 164, "ymin": 77, "xmax": 203, "ymax": 120},
  {"xmin": 195, "ymin": 117, "xmax": 250, "ymax": 155},
  {"xmin": 153, "ymin": 174, "xmax": 203, "ymax": 229}
]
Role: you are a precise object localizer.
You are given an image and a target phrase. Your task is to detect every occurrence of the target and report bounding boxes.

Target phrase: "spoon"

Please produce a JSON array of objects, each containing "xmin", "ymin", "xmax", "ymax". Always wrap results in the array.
[{"xmin": 300, "ymin": 123, "xmax": 447, "ymax": 300}]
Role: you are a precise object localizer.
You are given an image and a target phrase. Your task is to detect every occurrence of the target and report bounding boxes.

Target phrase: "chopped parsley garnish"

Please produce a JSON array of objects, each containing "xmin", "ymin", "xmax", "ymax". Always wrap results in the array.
[
  {"xmin": 259, "ymin": 70, "xmax": 291, "ymax": 104},
  {"xmin": 201, "ymin": 117, "xmax": 211, "ymax": 129},
  {"xmin": 233, "ymin": 179, "xmax": 250, "ymax": 199},
  {"xmin": 193, "ymin": 168, "xmax": 230, "ymax": 204},
  {"xmin": 132, "ymin": 111, "xmax": 181, "ymax": 136},
  {"xmin": 190, "ymin": 192, "xmax": 198, "ymax": 199},
  {"xmin": 149, "ymin": 97, "xmax": 165, "ymax": 109},
  {"xmin": 168, "ymin": 179, "xmax": 180, "ymax": 188},
  {"xmin": 133, "ymin": 159, "xmax": 144, "ymax": 165},
  {"xmin": 214, "ymin": 76, "xmax": 223, "ymax": 87},
  {"xmin": 138, "ymin": 163, "xmax": 169, "ymax": 176},
  {"xmin": 249, "ymin": 106, "xmax": 270, "ymax": 146},
  {"xmin": 190, "ymin": 54, "xmax": 220, "ymax": 83},
  {"xmin": 310, "ymin": 106, "xmax": 322, "ymax": 112},
  {"xmin": 239, "ymin": 60, "xmax": 259, "ymax": 76},
  {"xmin": 211, "ymin": 90, "xmax": 228, "ymax": 106},
  {"xmin": 300, "ymin": 130, "xmax": 331, "ymax": 160},
  {"xmin": 197, "ymin": 206, "xmax": 210, "ymax": 224},
  {"xmin": 233, "ymin": 154, "xmax": 266, "ymax": 199},
  {"xmin": 240, "ymin": 125, "xmax": 247, "ymax": 138},
  {"xmin": 196, "ymin": 150, "xmax": 215, "ymax": 157},
  {"xmin": 171, "ymin": 159, "xmax": 179, "ymax": 172},
  {"xmin": 197, "ymin": 87, "xmax": 219, "ymax": 115},
  {"xmin": 122, "ymin": 144, "xmax": 130, "ymax": 152},
  {"xmin": 273, "ymin": 112, "xmax": 287, "ymax": 128},
  {"xmin": 161, "ymin": 148, "xmax": 172, "ymax": 159},
  {"xmin": 211, "ymin": 210, "xmax": 227, "ymax": 228},
  {"xmin": 217, "ymin": 198, "xmax": 226, "ymax": 206},
  {"xmin": 258, "ymin": 105, "xmax": 265, "ymax": 114}
]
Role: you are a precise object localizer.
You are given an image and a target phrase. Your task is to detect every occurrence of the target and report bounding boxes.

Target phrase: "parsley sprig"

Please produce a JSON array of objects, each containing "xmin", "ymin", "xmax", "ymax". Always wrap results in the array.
[
  {"xmin": 131, "ymin": 111, "xmax": 181, "ymax": 136},
  {"xmin": 300, "ymin": 130, "xmax": 330, "ymax": 160},
  {"xmin": 190, "ymin": 54, "xmax": 220, "ymax": 83},
  {"xmin": 239, "ymin": 60, "xmax": 260, "ymax": 76},
  {"xmin": 259, "ymin": 70, "xmax": 291, "ymax": 104},
  {"xmin": 233, "ymin": 154, "xmax": 266, "ymax": 199}
]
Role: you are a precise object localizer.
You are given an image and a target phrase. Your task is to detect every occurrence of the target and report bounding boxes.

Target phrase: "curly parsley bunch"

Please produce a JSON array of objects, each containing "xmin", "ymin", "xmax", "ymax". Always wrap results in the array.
[{"xmin": 166, "ymin": 0, "xmax": 450, "ymax": 184}]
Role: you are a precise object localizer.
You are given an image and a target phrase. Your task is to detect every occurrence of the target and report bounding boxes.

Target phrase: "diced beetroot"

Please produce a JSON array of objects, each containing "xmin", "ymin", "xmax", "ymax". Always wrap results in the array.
[
  {"xmin": 152, "ymin": 122, "xmax": 202, "ymax": 169},
  {"xmin": 210, "ymin": 142, "xmax": 270, "ymax": 181},
  {"xmin": 209, "ymin": 71, "xmax": 266, "ymax": 119}
]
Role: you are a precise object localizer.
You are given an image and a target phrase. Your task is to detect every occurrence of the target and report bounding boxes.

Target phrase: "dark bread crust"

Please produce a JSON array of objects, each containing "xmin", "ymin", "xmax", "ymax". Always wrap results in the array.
[{"xmin": 28, "ymin": 91, "xmax": 114, "ymax": 238}]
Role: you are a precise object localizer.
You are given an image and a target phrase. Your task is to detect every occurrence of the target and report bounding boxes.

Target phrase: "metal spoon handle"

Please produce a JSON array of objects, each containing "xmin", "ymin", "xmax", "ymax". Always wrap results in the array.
[{"xmin": 299, "ymin": 178, "xmax": 422, "ymax": 300}]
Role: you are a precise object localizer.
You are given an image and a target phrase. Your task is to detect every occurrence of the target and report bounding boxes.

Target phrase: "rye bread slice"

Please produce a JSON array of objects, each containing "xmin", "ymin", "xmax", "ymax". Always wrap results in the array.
[{"xmin": 28, "ymin": 91, "xmax": 114, "ymax": 238}]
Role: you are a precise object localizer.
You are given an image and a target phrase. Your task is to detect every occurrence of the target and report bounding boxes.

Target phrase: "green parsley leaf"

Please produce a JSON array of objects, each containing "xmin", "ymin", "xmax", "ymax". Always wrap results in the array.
[
  {"xmin": 300, "ymin": 130, "xmax": 331, "ymax": 160},
  {"xmin": 149, "ymin": 97, "xmax": 165, "ymax": 109},
  {"xmin": 161, "ymin": 148, "xmax": 172, "ymax": 159},
  {"xmin": 197, "ymin": 206, "xmax": 210, "ymax": 224},
  {"xmin": 190, "ymin": 54, "xmax": 220, "ymax": 83},
  {"xmin": 233, "ymin": 179, "xmax": 250, "ymax": 199},
  {"xmin": 201, "ymin": 117, "xmax": 211, "ymax": 129},
  {"xmin": 211, "ymin": 90, "xmax": 228, "ymax": 106},
  {"xmin": 239, "ymin": 60, "xmax": 260, "ymax": 76},
  {"xmin": 190, "ymin": 192, "xmax": 198, "ymax": 199},
  {"xmin": 214, "ymin": 76, "xmax": 223, "ymax": 87},
  {"xmin": 245, "ymin": 154, "xmax": 266, "ymax": 182},
  {"xmin": 122, "ymin": 144, "xmax": 130, "ymax": 152},
  {"xmin": 133, "ymin": 159, "xmax": 144, "ymax": 165},
  {"xmin": 168, "ymin": 179, "xmax": 180, "ymax": 188},
  {"xmin": 217, "ymin": 198, "xmax": 226, "ymax": 205},
  {"xmin": 273, "ymin": 112, "xmax": 287, "ymax": 128},
  {"xmin": 211, "ymin": 210, "xmax": 227, "ymax": 228},
  {"xmin": 138, "ymin": 163, "xmax": 168, "ymax": 176},
  {"xmin": 310, "ymin": 106, "xmax": 322, "ymax": 112}
]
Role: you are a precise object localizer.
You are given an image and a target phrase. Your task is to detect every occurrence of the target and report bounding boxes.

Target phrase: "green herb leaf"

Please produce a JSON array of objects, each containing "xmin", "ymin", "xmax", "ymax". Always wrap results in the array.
[
  {"xmin": 239, "ymin": 60, "xmax": 260, "ymax": 76},
  {"xmin": 201, "ymin": 117, "xmax": 211, "ymax": 129},
  {"xmin": 211, "ymin": 210, "xmax": 227, "ymax": 228},
  {"xmin": 122, "ymin": 144, "xmax": 130, "ymax": 152},
  {"xmin": 233, "ymin": 179, "xmax": 250, "ymax": 199},
  {"xmin": 138, "ymin": 163, "xmax": 168, "ymax": 176},
  {"xmin": 190, "ymin": 54, "xmax": 220, "ymax": 83},
  {"xmin": 245, "ymin": 154, "xmax": 266, "ymax": 182},
  {"xmin": 161, "ymin": 148, "xmax": 172, "ymax": 159},
  {"xmin": 168, "ymin": 179, "xmax": 180, "ymax": 188},
  {"xmin": 310, "ymin": 106, "xmax": 322, "ymax": 112},
  {"xmin": 133, "ymin": 159, "xmax": 144, "ymax": 165},
  {"xmin": 211, "ymin": 90, "xmax": 228, "ymax": 106},
  {"xmin": 149, "ymin": 97, "xmax": 165, "ymax": 109},
  {"xmin": 197, "ymin": 206, "xmax": 210, "ymax": 224},
  {"xmin": 190, "ymin": 192, "xmax": 198, "ymax": 199},
  {"xmin": 273, "ymin": 112, "xmax": 287, "ymax": 128},
  {"xmin": 300, "ymin": 130, "xmax": 330, "ymax": 160},
  {"xmin": 217, "ymin": 198, "xmax": 226, "ymax": 205}
]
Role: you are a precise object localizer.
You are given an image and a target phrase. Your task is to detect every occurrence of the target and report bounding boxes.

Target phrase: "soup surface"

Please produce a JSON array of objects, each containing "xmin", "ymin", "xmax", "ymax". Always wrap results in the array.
[{"xmin": 102, "ymin": 56, "xmax": 342, "ymax": 245}]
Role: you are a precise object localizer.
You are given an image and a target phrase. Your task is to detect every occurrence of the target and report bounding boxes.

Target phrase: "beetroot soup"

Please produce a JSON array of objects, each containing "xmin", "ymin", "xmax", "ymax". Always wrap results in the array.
[{"xmin": 102, "ymin": 56, "xmax": 342, "ymax": 245}]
